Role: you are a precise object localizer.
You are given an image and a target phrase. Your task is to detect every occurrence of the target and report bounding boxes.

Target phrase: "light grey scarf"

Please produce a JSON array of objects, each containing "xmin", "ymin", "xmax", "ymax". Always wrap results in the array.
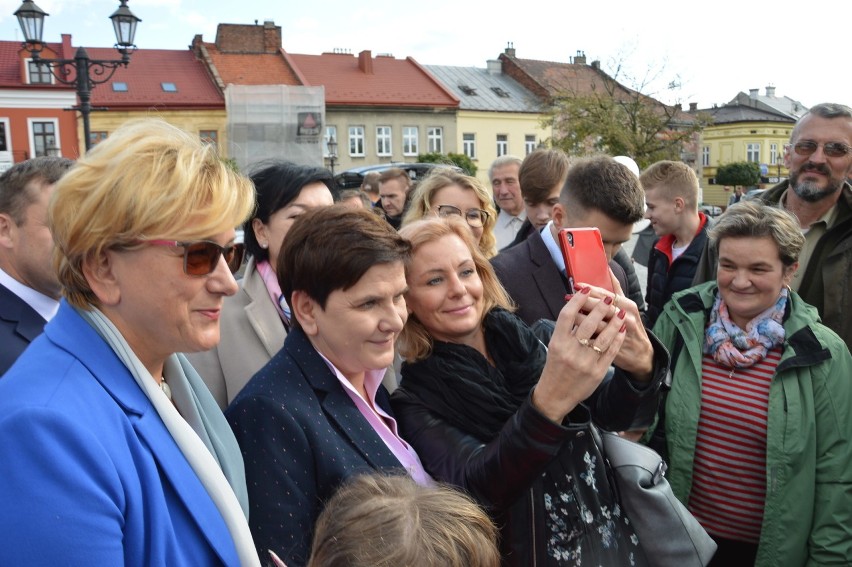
[{"xmin": 76, "ymin": 305, "xmax": 260, "ymax": 567}]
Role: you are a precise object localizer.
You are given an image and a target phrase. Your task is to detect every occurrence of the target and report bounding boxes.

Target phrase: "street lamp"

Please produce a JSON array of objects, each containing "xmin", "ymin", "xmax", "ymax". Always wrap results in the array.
[
  {"xmin": 14, "ymin": 0, "xmax": 141, "ymax": 152},
  {"xmin": 326, "ymin": 135, "xmax": 338, "ymax": 177}
]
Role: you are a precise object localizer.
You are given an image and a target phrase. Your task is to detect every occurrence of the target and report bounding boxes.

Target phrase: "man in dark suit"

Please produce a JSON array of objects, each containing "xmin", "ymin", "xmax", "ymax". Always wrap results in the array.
[
  {"xmin": 492, "ymin": 155, "xmax": 646, "ymax": 326},
  {"xmin": 0, "ymin": 157, "xmax": 73, "ymax": 375}
]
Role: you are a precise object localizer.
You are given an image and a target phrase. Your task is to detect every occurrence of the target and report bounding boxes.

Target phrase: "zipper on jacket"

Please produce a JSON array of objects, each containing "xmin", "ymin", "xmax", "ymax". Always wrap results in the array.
[{"xmin": 529, "ymin": 487, "xmax": 537, "ymax": 567}]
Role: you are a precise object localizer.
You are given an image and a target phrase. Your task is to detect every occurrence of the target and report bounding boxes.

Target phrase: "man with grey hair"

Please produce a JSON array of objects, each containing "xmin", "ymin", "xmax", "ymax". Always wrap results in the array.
[
  {"xmin": 0, "ymin": 156, "xmax": 73, "ymax": 374},
  {"xmin": 489, "ymin": 155, "xmax": 526, "ymax": 249},
  {"xmin": 695, "ymin": 102, "xmax": 852, "ymax": 348}
]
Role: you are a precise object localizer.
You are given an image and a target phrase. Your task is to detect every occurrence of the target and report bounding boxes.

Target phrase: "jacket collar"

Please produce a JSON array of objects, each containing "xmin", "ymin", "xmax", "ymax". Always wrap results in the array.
[{"xmin": 0, "ymin": 282, "xmax": 47, "ymax": 343}]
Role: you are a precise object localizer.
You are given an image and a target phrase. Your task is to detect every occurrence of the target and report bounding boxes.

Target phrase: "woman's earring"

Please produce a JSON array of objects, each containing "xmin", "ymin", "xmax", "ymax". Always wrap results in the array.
[{"xmin": 260, "ymin": 242, "xmax": 269, "ymax": 249}]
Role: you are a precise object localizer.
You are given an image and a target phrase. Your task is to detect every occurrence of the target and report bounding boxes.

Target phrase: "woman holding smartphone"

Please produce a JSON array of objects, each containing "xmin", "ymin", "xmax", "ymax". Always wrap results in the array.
[{"xmin": 391, "ymin": 217, "xmax": 670, "ymax": 566}]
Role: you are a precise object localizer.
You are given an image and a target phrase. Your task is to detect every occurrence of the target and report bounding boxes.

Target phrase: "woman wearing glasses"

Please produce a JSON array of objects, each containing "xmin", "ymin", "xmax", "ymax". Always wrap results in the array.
[
  {"xmin": 188, "ymin": 161, "xmax": 335, "ymax": 409},
  {"xmin": 0, "ymin": 120, "xmax": 259, "ymax": 566},
  {"xmin": 402, "ymin": 169, "xmax": 498, "ymax": 258}
]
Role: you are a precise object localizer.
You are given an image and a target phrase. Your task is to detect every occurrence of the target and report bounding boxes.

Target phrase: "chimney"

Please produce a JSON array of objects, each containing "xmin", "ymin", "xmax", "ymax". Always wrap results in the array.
[
  {"xmin": 486, "ymin": 59, "xmax": 502, "ymax": 75},
  {"xmin": 358, "ymin": 50, "xmax": 373, "ymax": 74},
  {"xmin": 504, "ymin": 42, "xmax": 515, "ymax": 57},
  {"xmin": 263, "ymin": 20, "xmax": 281, "ymax": 53},
  {"xmin": 689, "ymin": 102, "xmax": 698, "ymax": 111},
  {"xmin": 765, "ymin": 85, "xmax": 775, "ymax": 97},
  {"xmin": 591, "ymin": 60, "xmax": 600, "ymax": 70},
  {"xmin": 749, "ymin": 88, "xmax": 759, "ymax": 99},
  {"xmin": 573, "ymin": 50, "xmax": 586, "ymax": 65}
]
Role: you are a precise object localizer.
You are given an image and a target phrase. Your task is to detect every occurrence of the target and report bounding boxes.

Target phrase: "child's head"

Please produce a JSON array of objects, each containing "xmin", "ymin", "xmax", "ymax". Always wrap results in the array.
[{"xmin": 639, "ymin": 160, "xmax": 699, "ymax": 237}]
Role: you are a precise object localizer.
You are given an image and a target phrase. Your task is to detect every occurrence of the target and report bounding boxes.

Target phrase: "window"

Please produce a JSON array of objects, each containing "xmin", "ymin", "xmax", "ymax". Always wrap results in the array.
[
  {"xmin": 746, "ymin": 143, "xmax": 760, "ymax": 163},
  {"xmin": 0, "ymin": 119, "xmax": 9, "ymax": 152},
  {"xmin": 199, "ymin": 130, "xmax": 218, "ymax": 148},
  {"xmin": 702, "ymin": 146, "xmax": 710, "ymax": 167},
  {"xmin": 90, "ymin": 131, "xmax": 108, "ymax": 146},
  {"xmin": 459, "ymin": 85, "xmax": 477, "ymax": 96},
  {"xmin": 525, "ymin": 135, "xmax": 537, "ymax": 156},
  {"xmin": 161, "ymin": 82, "xmax": 178, "ymax": 92},
  {"xmin": 463, "ymin": 133, "xmax": 476, "ymax": 159},
  {"xmin": 112, "ymin": 82, "xmax": 128, "ymax": 92},
  {"xmin": 30, "ymin": 120, "xmax": 58, "ymax": 157},
  {"xmin": 27, "ymin": 59, "xmax": 51, "ymax": 84},
  {"xmin": 403, "ymin": 126, "xmax": 418, "ymax": 156},
  {"xmin": 770, "ymin": 143, "xmax": 779, "ymax": 165},
  {"xmin": 490, "ymin": 87, "xmax": 511, "ymax": 98},
  {"xmin": 324, "ymin": 126, "xmax": 338, "ymax": 157},
  {"xmin": 496, "ymin": 134, "xmax": 508, "ymax": 157},
  {"xmin": 349, "ymin": 126, "xmax": 365, "ymax": 157},
  {"xmin": 376, "ymin": 126, "xmax": 392, "ymax": 156},
  {"xmin": 427, "ymin": 127, "xmax": 443, "ymax": 154}
]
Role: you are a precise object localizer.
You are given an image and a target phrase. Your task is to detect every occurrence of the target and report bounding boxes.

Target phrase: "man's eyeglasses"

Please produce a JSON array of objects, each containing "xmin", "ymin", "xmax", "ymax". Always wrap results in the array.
[
  {"xmin": 140, "ymin": 240, "xmax": 246, "ymax": 276},
  {"xmin": 791, "ymin": 141, "xmax": 852, "ymax": 158},
  {"xmin": 435, "ymin": 204, "xmax": 490, "ymax": 228}
]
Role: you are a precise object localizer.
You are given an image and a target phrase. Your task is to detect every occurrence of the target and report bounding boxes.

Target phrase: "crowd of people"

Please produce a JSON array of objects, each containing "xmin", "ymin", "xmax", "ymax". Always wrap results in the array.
[{"xmin": 1, "ymin": 101, "xmax": 851, "ymax": 567}]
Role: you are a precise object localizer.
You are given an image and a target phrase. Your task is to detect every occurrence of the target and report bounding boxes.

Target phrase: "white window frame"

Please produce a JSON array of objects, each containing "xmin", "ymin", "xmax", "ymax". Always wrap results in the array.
[
  {"xmin": 463, "ymin": 133, "xmax": 476, "ymax": 160},
  {"xmin": 402, "ymin": 126, "xmax": 419, "ymax": 156},
  {"xmin": 25, "ymin": 58, "xmax": 53, "ymax": 85},
  {"xmin": 770, "ymin": 143, "xmax": 779, "ymax": 165},
  {"xmin": 324, "ymin": 125, "xmax": 337, "ymax": 158},
  {"xmin": 27, "ymin": 117, "xmax": 60, "ymax": 158},
  {"xmin": 524, "ymin": 135, "xmax": 537, "ymax": 156},
  {"xmin": 702, "ymin": 146, "xmax": 710, "ymax": 167},
  {"xmin": 0, "ymin": 117, "xmax": 12, "ymax": 167},
  {"xmin": 427, "ymin": 127, "xmax": 443, "ymax": 154},
  {"xmin": 746, "ymin": 143, "xmax": 760, "ymax": 163},
  {"xmin": 496, "ymin": 134, "xmax": 508, "ymax": 157},
  {"xmin": 376, "ymin": 126, "xmax": 392, "ymax": 157},
  {"xmin": 349, "ymin": 126, "xmax": 365, "ymax": 157}
]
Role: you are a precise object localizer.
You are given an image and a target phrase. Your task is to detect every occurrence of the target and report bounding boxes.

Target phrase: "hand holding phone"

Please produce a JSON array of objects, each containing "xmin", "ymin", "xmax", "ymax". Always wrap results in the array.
[{"xmin": 558, "ymin": 227, "xmax": 614, "ymax": 294}]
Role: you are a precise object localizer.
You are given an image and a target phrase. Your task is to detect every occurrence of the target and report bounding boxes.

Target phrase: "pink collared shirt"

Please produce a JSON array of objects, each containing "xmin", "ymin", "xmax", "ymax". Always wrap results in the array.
[{"xmin": 316, "ymin": 350, "xmax": 432, "ymax": 486}]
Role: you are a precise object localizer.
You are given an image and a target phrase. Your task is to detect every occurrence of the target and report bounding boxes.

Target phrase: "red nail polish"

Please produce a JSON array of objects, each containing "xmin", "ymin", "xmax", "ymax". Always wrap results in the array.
[
  {"xmin": 620, "ymin": 323, "xmax": 627, "ymax": 333},
  {"xmin": 564, "ymin": 294, "xmax": 574, "ymax": 301},
  {"xmin": 581, "ymin": 286, "xmax": 591, "ymax": 294},
  {"xmin": 618, "ymin": 309, "xmax": 627, "ymax": 319},
  {"xmin": 604, "ymin": 296, "xmax": 613, "ymax": 305}
]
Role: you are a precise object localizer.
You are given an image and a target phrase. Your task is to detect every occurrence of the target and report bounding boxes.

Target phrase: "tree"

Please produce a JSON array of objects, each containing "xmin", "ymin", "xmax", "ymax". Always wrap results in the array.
[
  {"xmin": 543, "ymin": 55, "xmax": 711, "ymax": 168},
  {"xmin": 715, "ymin": 161, "xmax": 760, "ymax": 187},
  {"xmin": 417, "ymin": 152, "xmax": 477, "ymax": 176}
]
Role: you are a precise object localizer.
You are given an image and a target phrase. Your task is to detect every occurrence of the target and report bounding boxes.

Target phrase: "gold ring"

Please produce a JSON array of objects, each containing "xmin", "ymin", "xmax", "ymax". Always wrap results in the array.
[
  {"xmin": 612, "ymin": 295, "xmax": 620, "ymax": 310},
  {"xmin": 592, "ymin": 345, "xmax": 604, "ymax": 354},
  {"xmin": 577, "ymin": 337, "xmax": 591, "ymax": 347}
]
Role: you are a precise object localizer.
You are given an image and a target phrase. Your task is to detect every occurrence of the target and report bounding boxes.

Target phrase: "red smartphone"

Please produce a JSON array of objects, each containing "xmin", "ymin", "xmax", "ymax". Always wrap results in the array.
[{"xmin": 558, "ymin": 227, "xmax": 615, "ymax": 294}]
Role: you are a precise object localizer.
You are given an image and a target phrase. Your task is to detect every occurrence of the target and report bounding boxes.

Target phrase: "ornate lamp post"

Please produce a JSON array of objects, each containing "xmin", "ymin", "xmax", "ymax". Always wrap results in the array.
[
  {"xmin": 326, "ymin": 135, "xmax": 338, "ymax": 177},
  {"xmin": 14, "ymin": 0, "xmax": 141, "ymax": 151}
]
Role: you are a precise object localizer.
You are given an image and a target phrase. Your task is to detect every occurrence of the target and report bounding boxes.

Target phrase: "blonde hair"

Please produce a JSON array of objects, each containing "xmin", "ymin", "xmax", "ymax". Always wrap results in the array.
[
  {"xmin": 401, "ymin": 169, "xmax": 498, "ymax": 258},
  {"xmin": 639, "ymin": 160, "xmax": 699, "ymax": 210},
  {"xmin": 397, "ymin": 217, "xmax": 514, "ymax": 362},
  {"xmin": 50, "ymin": 118, "xmax": 255, "ymax": 308},
  {"xmin": 308, "ymin": 474, "xmax": 501, "ymax": 567}
]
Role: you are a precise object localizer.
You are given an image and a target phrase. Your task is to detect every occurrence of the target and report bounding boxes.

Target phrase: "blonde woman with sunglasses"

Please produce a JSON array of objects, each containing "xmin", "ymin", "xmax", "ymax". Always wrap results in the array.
[{"xmin": 0, "ymin": 119, "xmax": 260, "ymax": 566}]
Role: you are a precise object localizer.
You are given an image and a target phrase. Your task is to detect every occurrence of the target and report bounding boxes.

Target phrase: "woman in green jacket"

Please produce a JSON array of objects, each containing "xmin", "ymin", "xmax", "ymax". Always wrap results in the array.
[{"xmin": 650, "ymin": 201, "xmax": 852, "ymax": 566}]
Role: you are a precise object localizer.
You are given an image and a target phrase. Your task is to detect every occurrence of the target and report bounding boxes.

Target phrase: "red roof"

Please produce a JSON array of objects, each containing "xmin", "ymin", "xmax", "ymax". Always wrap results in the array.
[
  {"xmin": 0, "ymin": 39, "xmax": 73, "ymax": 89},
  {"xmin": 199, "ymin": 41, "xmax": 303, "ymax": 87},
  {"xmin": 86, "ymin": 48, "xmax": 223, "ymax": 109},
  {"xmin": 288, "ymin": 51, "xmax": 458, "ymax": 108}
]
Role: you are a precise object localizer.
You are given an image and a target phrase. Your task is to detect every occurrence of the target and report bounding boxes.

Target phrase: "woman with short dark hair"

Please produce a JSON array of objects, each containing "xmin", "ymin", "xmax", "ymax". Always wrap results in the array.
[{"xmin": 227, "ymin": 205, "xmax": 431, "ymax": 567}]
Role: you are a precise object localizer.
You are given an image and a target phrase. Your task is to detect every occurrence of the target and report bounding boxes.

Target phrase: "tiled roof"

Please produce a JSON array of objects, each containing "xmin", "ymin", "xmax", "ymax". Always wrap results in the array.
[
  {"xmin": 0, "ymin": 40, "xmax": 72, "ymax": 89},
  {"xmin": 199, "ymin": 41, "xmax": 302, "ymax": 87},
  {"xmin": 288, "ymin": 51, "xmax": 458, "ymax": 108},
  {"xmin": 701, "ymin": 103, "xmax": 796, "ymax": 125},
  {"xmin": 425, "ymin": 64, "xmax": 542, "ymax": 112},
  {"xmin": 501, "ymin": 54, "xmax": 628, "ymax": 98},
  {"xmin": 86, "ymin": 48, "xmax": 223, "ymax": 108}
]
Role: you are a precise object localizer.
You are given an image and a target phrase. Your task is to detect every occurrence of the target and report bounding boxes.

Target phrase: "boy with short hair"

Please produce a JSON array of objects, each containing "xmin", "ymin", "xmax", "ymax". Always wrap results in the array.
[{"xmin": 640, "ymin": 160, "xmax": 710, "ymax": 327}]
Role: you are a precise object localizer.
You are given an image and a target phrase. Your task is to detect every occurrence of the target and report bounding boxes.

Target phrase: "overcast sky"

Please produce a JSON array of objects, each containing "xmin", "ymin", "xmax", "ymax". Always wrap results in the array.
[{"xmin": 2, "ymin": 0, "xmax": 850, "ymax": 111}]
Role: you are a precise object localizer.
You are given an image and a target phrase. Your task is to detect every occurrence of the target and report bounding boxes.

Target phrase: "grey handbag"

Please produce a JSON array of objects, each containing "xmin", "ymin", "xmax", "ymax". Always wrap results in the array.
[{"xmin": 591, "ymin": 425, "xmax": 717, "ymax": 567}]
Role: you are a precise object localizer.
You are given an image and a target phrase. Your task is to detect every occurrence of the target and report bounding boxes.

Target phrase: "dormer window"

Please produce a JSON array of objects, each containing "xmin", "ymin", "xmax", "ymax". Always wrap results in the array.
[
  {"xmin": 27, "ymin": 59, "xmax": 51, "ymax": 84},
  {"xmin": 161, "ymin": 82, "xmax": 177, "ymax": 92}
]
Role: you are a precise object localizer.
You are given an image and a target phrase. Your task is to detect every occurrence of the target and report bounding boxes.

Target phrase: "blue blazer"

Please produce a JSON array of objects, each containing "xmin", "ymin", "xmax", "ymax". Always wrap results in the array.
[
  {"xmin": 0, "ymin": 282, "xmax": 47, "ymax": 376},
  {"xmin": 226, "ymin": 327, "xmax": 405, "ymax": 567},
  {"xmin": 0, "ymin": 302, "xmax": 240, "ymax": 566}
]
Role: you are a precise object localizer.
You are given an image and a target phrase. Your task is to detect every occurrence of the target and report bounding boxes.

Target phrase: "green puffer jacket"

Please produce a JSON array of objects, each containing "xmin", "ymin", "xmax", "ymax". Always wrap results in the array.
[{"xmin": 650, "ymin": 281, "xmax": 852, "ymax": 566}]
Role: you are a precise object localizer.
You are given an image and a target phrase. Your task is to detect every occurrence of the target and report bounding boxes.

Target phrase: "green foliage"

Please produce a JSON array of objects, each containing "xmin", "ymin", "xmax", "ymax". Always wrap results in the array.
[
  {"xmin": 542, "ymin": 59, "xmax": 711, "ymax": 169},
  {"xmin": 715, "ymin": 161, "xmax": 761, "ymax": 187},
  {"xmin": 418, "ymin": 152, "xmax": 477, "ymax": 176}
]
